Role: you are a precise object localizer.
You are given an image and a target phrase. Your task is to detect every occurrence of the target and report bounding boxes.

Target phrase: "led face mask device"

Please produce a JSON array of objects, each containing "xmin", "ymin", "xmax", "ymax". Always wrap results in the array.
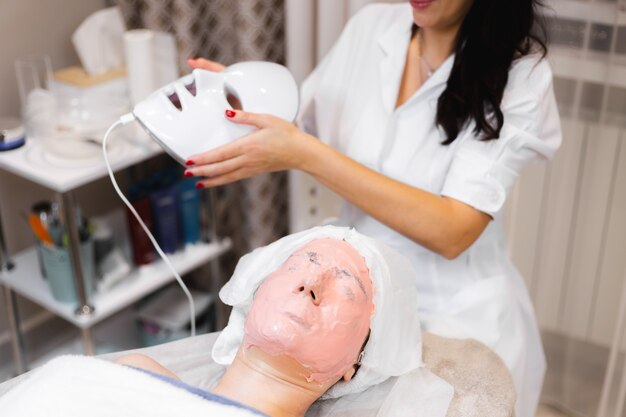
[{"xmin": 133, "ymin": 61, "xmax": 299, "ymax": 165}]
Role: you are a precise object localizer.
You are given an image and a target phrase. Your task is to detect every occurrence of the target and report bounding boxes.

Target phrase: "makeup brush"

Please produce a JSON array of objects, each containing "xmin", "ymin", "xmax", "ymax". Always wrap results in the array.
[{"xmin": 21, "ymin": 211, "xmax": 55, "ymax": 245}]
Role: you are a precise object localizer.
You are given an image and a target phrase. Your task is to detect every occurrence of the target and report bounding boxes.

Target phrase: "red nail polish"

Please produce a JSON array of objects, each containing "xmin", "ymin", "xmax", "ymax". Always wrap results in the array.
[
  {"xmin": 184, "ymin": 171, "xmax": 193, "ymax": 178},
  {"xmin": 185, "ymin": 160, "xmax": 195, "ymax": 166},
  {"xmin": 195, "ymin": 183, "xmax": 204, "ymax": 189},
  {"xmin": 225, "ymin": 110, "xmax": 236, "ymax": 118}
]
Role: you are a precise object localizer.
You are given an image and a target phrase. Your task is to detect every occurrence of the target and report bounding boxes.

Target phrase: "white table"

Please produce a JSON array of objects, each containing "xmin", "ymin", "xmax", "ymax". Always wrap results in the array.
[{"xmin": 0, "ymin": 126, "xmax": 231, "ymax": 376}]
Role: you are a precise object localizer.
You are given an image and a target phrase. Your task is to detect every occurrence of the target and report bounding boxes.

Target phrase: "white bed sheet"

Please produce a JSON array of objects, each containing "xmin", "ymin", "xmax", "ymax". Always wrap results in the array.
[{"xmin": 0, "ymin": 332, "xmax": 516, "ymax": 417}]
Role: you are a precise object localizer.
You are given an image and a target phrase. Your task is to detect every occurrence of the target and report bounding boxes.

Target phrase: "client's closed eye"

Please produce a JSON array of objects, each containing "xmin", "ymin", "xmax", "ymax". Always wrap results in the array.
[{"xmin": 342, "ymin": 286, "xmax": 355, "ymax": 300}]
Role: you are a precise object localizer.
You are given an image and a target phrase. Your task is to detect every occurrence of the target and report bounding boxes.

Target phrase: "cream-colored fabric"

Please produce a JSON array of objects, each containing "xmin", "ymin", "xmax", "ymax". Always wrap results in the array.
[
  {"xmin": 422, "ymin": 333, "xmax": 516, "ymax": 417},
  {"xmin": 0, "ymin": 331, "xmax": 515, "ymax": 417}
]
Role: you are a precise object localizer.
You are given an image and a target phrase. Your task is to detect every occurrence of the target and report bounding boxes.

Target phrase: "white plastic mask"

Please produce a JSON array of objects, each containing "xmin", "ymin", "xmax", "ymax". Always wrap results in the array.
[
  {"xmin": 133, "ymin": 61, "xmax": 299, "ymax": 165},
  {"xmin": 243, "ymin": 238, "xmax": 375, "ymax": 384}
]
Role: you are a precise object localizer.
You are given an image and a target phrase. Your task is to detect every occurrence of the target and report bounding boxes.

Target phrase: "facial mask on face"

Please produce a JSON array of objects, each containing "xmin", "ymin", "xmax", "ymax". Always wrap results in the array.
[
  {"xmin": 213, "ymin": 226, "xmax": 423, "ymax": 400},
  {"xmin": 243, "ymin": 238, "xmax": 375, "ymax": 384}
]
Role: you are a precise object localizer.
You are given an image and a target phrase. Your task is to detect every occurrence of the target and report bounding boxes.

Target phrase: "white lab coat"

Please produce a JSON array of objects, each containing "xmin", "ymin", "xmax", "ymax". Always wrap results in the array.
[{"xmin": 297, "ymin": 4, "xmax": 562, "ymax": 417}]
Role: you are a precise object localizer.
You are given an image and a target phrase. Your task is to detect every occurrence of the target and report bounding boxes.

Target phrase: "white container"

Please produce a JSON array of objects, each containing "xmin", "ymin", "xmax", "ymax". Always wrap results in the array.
[{"xmin": 137, "ymin": 285, "xmax": 215, "ymax": 346}]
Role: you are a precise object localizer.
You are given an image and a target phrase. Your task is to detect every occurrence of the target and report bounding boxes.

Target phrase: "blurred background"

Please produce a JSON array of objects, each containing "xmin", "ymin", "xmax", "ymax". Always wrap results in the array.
[{"xmin": 0, "ymin": 1, "xmax": 625, "ymax": 416}]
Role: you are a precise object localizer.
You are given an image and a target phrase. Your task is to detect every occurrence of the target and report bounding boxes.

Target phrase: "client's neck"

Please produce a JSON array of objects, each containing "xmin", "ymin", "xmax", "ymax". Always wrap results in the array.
[{"xmin": 212, "ymin": 347, "xmax": 327, "ymax": 417}]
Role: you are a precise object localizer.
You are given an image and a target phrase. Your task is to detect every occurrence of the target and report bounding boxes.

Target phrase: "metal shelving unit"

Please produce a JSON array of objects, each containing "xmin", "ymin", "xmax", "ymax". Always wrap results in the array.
[{"xmin": 0, "ymin": 126, "xmax": 230, "ymax": 376}]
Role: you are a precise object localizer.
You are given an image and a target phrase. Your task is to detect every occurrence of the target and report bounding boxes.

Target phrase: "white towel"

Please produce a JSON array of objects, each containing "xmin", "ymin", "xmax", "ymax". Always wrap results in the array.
[{"xmin": 0, "ymin": 355, "xmax": 261, "ymax": 417}]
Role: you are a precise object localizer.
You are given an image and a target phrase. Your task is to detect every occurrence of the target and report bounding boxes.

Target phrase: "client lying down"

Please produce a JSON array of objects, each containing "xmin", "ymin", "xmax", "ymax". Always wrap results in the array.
[
  {"xmin": 0, "ymin": 226, "xmax": 436, "ymax": 417},
  {"xmin": 118, "ymin": 226, "xmax": 427, "ymax": 416}
]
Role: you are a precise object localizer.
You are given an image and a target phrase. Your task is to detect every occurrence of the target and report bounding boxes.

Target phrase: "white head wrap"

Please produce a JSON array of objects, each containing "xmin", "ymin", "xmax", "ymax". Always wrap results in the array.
[{"xmin": 212, "ymin": 225, "xmax": 423, "ymax": 398}]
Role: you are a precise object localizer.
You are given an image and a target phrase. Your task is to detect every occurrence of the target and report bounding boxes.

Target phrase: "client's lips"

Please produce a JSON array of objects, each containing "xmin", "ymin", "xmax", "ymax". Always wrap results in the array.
[
  {"xmin": 410, "ymin": 0, "xmax": 435, "ymax": 9},
  {"xmin": 284, "ymin": 312, "xmax": 310, "ymax": 328}
]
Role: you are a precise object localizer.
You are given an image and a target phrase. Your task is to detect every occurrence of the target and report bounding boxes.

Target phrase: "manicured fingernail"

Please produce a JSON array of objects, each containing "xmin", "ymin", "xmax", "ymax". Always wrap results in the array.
[
  {"xmin": 195, "ymin": 182, "xmax": 204, "ymax": 189},
  {"xmin": 184, "ymin": 170, "xmax": 193, "ymax": 178},
  {"xmin": 185, "ymin": 160, "xmax": 195, "ymax": 166},
  {"xmin": 225, "ymin": 110, "xmax": 236, "ymax": 118}
]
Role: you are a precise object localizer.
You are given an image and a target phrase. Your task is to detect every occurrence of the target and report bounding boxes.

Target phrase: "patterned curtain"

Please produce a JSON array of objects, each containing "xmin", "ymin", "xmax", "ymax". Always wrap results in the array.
[{"xmin": 115, "ymin": 0, "xmax": 289, "ymax": 271}]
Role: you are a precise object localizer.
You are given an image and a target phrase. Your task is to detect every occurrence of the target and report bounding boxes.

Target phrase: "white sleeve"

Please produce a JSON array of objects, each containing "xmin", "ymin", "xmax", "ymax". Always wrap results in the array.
[{"xmin": 440, "ymin": 56, "xmax": 562, "ymax": 217}]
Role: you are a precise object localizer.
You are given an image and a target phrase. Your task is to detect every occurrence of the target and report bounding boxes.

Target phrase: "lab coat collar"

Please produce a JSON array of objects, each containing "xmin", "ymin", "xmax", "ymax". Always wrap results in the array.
[
  {"xmin": 397, "ymin": 54, "xmax": 455, "ymax": 113},
  {"xmin": 377, "ymin": 5, "xmax": 455, "ymax": 114},
  {"xmin": 377, "ymin": 6, "xmax": 414, "ymax": 114},
  {"xmin": 376, "ymin": 4, "xmax": 414, "ymax": 58}
]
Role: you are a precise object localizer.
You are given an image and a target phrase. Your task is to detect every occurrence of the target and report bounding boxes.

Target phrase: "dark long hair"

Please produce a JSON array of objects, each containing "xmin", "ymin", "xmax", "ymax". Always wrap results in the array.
[{"xmin": 436, "ymin": 0, "xmax": 548, "ymax": 144}]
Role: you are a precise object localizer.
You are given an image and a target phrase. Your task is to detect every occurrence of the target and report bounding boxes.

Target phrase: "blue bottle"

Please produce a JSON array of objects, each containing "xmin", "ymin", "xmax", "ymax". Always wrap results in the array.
[
  {"xmin": 149, "ymin": 184, "xmax": 180, "ymax": 254},
  {"xmin": 178, "ymin": 178, "xmax": 201, "ymax": 245}
]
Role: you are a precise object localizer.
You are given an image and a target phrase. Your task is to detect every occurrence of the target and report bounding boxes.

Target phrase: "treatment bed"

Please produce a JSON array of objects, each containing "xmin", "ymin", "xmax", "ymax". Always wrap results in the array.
[{"xmin": 0, "ymin": 331, "xmax": 515, "ymax": 417}]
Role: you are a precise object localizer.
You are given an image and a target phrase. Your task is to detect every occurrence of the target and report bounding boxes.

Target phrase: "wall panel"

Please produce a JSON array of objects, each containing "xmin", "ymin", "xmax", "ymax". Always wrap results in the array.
[
  {"xmin": 531, "ymin": 118, "xmax": 586, "ymax": 331},
  {"xmin": 559, "ymin": 125, "xmax": 620, "ymax": 340},
  {"xmin": 587, "ymin": 134, "xmax": 626, "ymax": 346}
]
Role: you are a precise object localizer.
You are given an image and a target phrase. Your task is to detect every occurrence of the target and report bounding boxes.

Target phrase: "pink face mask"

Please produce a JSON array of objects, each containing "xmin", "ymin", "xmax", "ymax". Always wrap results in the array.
[{"xmin": 243, "ymin": 238, "xmax": 375, "ymax": 384}]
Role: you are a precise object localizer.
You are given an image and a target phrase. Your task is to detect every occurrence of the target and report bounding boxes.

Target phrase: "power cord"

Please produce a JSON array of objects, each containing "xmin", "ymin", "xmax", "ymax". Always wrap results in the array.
[{"xmin": 102, "ymin": 114, "xmax": 196, "ymax": 336}]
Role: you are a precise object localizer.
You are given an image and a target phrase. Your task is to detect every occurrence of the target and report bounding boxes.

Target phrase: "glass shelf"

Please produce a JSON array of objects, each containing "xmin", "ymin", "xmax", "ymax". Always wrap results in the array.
[{"xmin": 0, "ymin": 239, "xmax": 231, "ymax": 329}]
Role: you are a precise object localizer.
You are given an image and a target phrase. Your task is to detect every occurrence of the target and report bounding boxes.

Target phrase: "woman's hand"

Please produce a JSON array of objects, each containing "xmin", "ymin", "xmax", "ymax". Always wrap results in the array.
[
  {"xmin": 187, "ymin": 57, "xmax": 225, "ymax": 72},
  {"xmin": 185, "ymin": 110, "xmax": 316, "ymax": 188}
]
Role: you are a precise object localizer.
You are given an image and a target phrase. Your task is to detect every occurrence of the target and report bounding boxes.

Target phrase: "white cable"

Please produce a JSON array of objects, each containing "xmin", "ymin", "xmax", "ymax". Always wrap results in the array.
[{"xmin": 102, "ymin": 115, "xmax": 196, "ymax": 336}]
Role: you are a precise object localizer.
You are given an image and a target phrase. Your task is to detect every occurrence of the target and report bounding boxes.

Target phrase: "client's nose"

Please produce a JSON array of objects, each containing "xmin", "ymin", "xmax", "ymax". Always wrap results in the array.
[{"xmin": 296, "ymin": 282, "xmax": 321, "ymax": 306}]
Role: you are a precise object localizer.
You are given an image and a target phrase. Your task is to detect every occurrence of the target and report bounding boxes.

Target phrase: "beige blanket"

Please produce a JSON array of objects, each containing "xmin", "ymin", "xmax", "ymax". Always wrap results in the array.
[{"xmin": 422, "ymin": 333, "xmax": 516, "ymax": 417}]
